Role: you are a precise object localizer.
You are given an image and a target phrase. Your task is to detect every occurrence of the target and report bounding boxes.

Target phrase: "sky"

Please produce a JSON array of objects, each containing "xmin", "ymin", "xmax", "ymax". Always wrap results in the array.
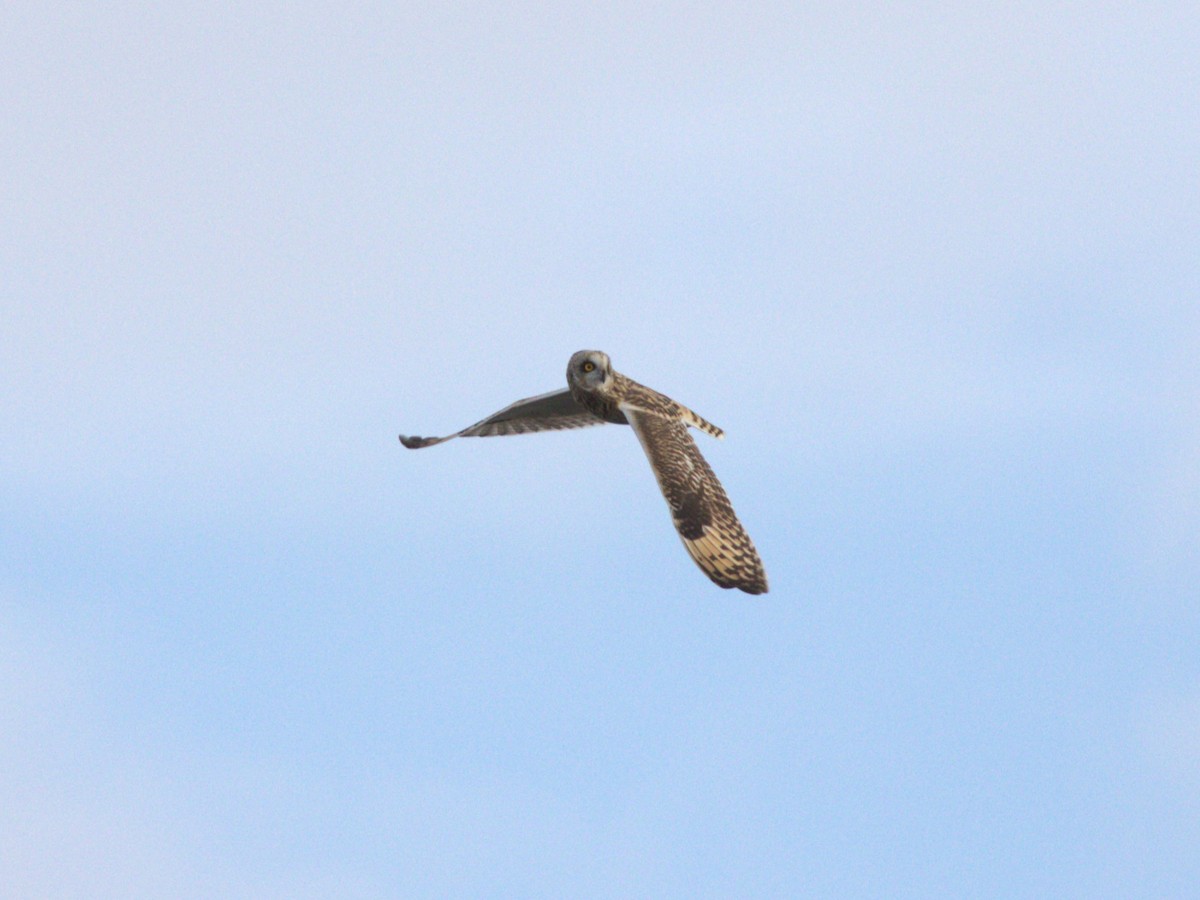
[{"xmin": 2, "ymin": 2, "xmax": 1198, "ymax": 897}]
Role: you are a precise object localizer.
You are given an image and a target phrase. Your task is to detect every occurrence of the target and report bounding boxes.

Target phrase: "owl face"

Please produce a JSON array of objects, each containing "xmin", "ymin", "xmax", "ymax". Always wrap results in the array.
[{"xmin": 568, "ymin": 350, "xmax": 611, "ymax": 390}]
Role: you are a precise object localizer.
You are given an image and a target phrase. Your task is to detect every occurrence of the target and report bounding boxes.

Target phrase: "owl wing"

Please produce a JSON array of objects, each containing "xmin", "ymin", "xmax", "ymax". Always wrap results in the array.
[
  {"xmin": 399, "ymin": 389, "xmax": 609, "ymax": 449},
  {"xmin": 622, "ymin": 405, "xmax": 768, "ymax": 594}
]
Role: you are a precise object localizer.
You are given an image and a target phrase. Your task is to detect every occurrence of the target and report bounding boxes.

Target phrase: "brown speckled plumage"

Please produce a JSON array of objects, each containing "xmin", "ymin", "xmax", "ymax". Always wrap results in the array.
[
  {"xmin": 399, "ymin": 350, "xmax": 768, "ymax": 594},
  {"xmin": 398, "ymin": 389, "xmax": 616, "ymax": 448}
]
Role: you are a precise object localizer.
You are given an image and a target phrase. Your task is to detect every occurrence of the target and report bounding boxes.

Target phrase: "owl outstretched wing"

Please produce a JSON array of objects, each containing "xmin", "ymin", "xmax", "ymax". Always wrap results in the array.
[
  {"xmin": 399, "ymin": 389, "xmax": 610, "ymax": 449},
  {"xmin": 622, "ymin": 405, "xmax": 768, "ymax": 594}
]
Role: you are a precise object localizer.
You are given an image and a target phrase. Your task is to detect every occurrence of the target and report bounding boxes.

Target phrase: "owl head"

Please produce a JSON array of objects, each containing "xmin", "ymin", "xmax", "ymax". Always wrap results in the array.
[{"xmin": 567, "ymin": 350, "xmax": 612, "ymax": 390}]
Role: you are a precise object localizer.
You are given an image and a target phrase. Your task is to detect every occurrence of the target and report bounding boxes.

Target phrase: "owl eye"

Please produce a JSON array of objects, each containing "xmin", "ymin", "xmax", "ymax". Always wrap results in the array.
[{"xmin": 582, "ymin": 361, "xmax": 596, "ymax": 373}]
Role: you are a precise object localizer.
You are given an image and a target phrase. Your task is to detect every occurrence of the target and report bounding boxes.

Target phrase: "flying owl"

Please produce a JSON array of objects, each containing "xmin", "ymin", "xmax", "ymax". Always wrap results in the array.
[{"xmin": 399, "ymin": 350, "xmax": 768, "ymax": 594}]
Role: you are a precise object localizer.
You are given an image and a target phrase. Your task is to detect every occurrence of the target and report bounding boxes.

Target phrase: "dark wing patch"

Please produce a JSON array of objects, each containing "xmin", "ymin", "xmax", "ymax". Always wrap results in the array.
[
  {"xmin": 624, "ymin": 407, "xmax": 768, "ymax": 594},
  {"xmin": 400, "ymin": 389, "xmax": 609, "ymax": 449}
]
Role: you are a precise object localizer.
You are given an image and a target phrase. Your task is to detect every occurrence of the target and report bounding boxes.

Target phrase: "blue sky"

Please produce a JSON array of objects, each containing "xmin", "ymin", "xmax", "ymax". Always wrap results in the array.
[{"xmin": 3, "ymin": 3, "xmax": 1198, "ymax": 896}]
